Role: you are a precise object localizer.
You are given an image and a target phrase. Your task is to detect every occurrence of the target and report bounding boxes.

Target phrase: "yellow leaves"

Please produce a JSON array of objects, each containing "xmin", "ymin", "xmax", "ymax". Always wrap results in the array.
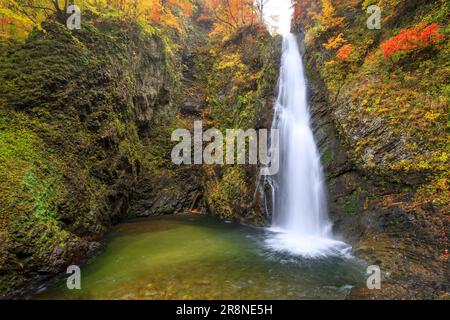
[
  {"xmin": 111, "ymin": 0, "xmax": 193, "ymax": 33},
  {"xmin": 0, "ymin": 3, "xmax": 41, "ymax": 41},
  {"xmin": 216, "ymin": 53, "xmax": 244, "ymax": 70},
  {"xmin": 210, "ymin": 21, "xmax": 232, "ymax": 41},
  {"xmin": 0, "ymin": 8, "xmax": 32, "ymax": 26},
  {"xmin": 319, "ymin": 0, "xmax": 345, "ymax": 30},
  {"xmin": 435, "ymin": 174, "xmax": 448, "ymax": 190},
  {"xmin": 323, "ymin": 33, "xmax": 346, "ymax": 50},
  {"xmin": 215, "ymin": 53, "xmax": 247, "ymax": 94},
  {"xmin": 160, "ymin": 11, "xmax": 183, "ymax": 33},
  {"xmin": 418, "ymin": 160, "xmax": 431, "ymax": 170},
  {"xmin": 424, "ymin": 112, "xmax": 441, "ymax": 122},
  {"xmin": 321, "ymin": 0, "xmax": 336, "ymax": 18},
  {"xmin": 0, "ymin": 0, "xmax": 195, "ymax": 42},
  {"xmin": 439, "ymin": 152, "xmax": 448, "ymax": 164}
]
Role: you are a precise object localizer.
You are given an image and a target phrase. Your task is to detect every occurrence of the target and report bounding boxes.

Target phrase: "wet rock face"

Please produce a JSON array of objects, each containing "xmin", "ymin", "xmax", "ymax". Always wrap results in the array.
[
  {"xmin": 126, "ymin": 21, "xmax": 208, "ymax": 220},
  {"xmin": 128, "ymin": 167, "xmax": 202, "ymax": 218}
]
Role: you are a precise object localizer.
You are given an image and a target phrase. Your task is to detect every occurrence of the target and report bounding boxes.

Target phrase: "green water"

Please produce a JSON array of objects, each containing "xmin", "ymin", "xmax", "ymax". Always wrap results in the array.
[{"xmin": 30, "ymin": 216, "xmax": 365, "ymax": 300}]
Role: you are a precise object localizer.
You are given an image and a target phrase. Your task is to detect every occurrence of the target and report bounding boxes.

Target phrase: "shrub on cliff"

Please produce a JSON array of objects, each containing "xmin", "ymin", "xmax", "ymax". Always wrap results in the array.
[{"xmin": 380, "ymin": 23, "xmax": 445, "ymax": 60}]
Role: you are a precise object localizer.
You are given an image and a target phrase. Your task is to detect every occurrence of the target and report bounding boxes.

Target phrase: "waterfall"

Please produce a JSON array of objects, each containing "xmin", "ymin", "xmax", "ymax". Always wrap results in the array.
[{"xmin": 265, "ymin": 34, "xmax": 350, "ymax": 258}]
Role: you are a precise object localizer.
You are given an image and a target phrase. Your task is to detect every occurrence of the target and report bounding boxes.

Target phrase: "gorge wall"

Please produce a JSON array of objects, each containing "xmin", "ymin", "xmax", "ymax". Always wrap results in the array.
[
  {"xmin": 0, "ymin": 18, "xmax": 187, "ymax": 295},
  {"xmin": 199, "ymin": 26, "xmax": 281, "ymax": 225},
  {"xmin": 294, "ymin": 0, "xmax": 448, "ymax": 299},
  {"xmin": 1, "ymin": 0, "xmax": 447, "ymax": 301},
  {"xmin": 0, "ymin": 14, "xmax": 281, "ymax": 296}
]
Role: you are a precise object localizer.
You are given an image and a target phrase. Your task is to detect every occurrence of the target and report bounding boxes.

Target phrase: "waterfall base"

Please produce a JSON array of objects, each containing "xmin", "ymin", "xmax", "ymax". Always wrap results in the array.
[{"xmin": 265, "ymin": 227, "xmax": 352, "ymax": 258}]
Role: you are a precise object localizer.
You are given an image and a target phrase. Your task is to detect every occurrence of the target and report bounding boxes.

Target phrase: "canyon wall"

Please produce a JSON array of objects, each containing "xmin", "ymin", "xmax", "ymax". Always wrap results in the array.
[{"xmin": 293, "ymin": 0, "xmax": 448, "ymax": 299}]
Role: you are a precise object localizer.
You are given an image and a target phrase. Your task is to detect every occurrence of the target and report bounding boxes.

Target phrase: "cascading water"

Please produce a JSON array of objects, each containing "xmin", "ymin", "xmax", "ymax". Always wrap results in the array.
[{"xmin": 265, "ymin": 34, "xmax": 350, "ymax": 258}]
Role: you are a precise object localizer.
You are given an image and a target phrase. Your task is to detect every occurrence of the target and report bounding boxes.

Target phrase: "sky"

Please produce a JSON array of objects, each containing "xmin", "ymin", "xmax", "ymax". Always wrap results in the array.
[{"xmin": 263, "ymin": 0, "xmax": 294, "ymax": 35}]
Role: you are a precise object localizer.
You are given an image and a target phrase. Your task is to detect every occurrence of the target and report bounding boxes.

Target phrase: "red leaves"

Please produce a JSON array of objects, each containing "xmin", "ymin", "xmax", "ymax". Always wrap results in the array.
[
  {"xmin": 293, "ymin": 2, "xmax": 307, "ymax": 20},
  {"xmin": 336, "ymin": 44, "xmax": 352, "ymax": 62},
  {"xmin": 205, "ymin": 0, "xmax": 258, "ymax": 37},
  {"xmin": 380, "ymin": 23, "xmax": 445, "ymax": 58},
  {"xmin": 293, "ymin": 0, "xmax": 318, "ymax": 27}
]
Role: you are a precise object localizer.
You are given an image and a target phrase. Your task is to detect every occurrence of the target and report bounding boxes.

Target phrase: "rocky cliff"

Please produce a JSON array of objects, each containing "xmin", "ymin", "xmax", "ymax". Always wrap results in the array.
[
  {"xmin": 0, "ymin": 18, "xmax": 188, "ymax": 295},
  {"xmin": 0, "ymin": 13, "xmax": 282, "ymax": 296},
  {"xmin": 293, "ymin": 0, "xmax": 449, "ymax": 299},
  {"xmin": 198, "ymin": 25, "xmax": 281, "ymax": 225}
]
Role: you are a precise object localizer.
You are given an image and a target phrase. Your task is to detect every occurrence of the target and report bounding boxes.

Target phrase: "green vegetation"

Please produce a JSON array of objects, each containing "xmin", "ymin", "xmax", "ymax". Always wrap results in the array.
[
  {"xmin": 294, "ymin": 0, "xmax": 449, "ymax": 299},
  {"xmin": 199, "ymin": 25, "xmax": 280, "ymax": 221},
  {"xmin": 0, "ymin": 1, "xmax": 281, "ymax": 295},
  {"xmin": 0, "ymin": 16, "xmax": 181, "ymax": 295},
  {"xmin": 294, "ymin": 0, "xmax": 449, "ymax": 212}
]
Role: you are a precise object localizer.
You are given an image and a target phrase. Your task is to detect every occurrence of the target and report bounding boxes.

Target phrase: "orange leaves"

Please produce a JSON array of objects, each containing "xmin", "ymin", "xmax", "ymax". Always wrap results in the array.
[
  {"xmin": 102, "ymin": 0, "xmax": 194, "ymax": 33},
  {"xmin": 293, "ymin": 0, "xmax": 310, "ymax": 21},
  {"xmin": 336, "ymin": 44, "xmax": 352, "ymax": 61},
  {"xmin": 144, "ymin": 0, "xmax": 164, "ymax": 23},
  {"xmin": 206, "ymin": 0, "xmax": 258, "ymax": 36},
  {"xmin": 324, "ymin": 33, "xmax": 353, "ymax": 63},
  {"xmin": 166, "ymin": 0, "xmax": 194, "ymax": 16},
  {"xmin": 0, "ymin": 14, "xmax": 10, "ymax": 32},
  {"xmin": 380, "ymin": 23, "xmax": 445, "ymax": 58},
  {"xmin": 131, "ymin": 0, "xmax": 194, "ymax": 32}
]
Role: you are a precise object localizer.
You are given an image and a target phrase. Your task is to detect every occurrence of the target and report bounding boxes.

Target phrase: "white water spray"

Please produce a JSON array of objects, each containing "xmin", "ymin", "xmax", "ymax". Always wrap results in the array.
[{"xmin": 265, "ymin": 34, "xmax": 350, "ymax": 258}]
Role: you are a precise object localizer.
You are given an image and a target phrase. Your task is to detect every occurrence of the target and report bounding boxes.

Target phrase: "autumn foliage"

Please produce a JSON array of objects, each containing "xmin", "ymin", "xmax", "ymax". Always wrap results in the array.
[
  {"xmin": 319, "ymin": 0, "xmax": 344, "ymax": 30},
  {"xmin": 323, "ymin": 32, "xmax": 346, "ymax": 50},
  {"xmin": 336, "ymin": 44, "xmax": 352, "ymax": 62},
  {"xmin": 0, "ymin": 0, "xmax": 264, "ymax": 42},
  {"xmin": 0, "ymin": 0, "xmax": 195, "ymax": 41},
  {"xmin": 293, "ymin": 0, "xmax": 319, "ymax": 28},
  {"xmin": 380, "ymin": 23, "xmax": 445, "ymax": 58},
  {"xmin": 200, "ymin": 0, "xmax": 259, "ymax": 39}
]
